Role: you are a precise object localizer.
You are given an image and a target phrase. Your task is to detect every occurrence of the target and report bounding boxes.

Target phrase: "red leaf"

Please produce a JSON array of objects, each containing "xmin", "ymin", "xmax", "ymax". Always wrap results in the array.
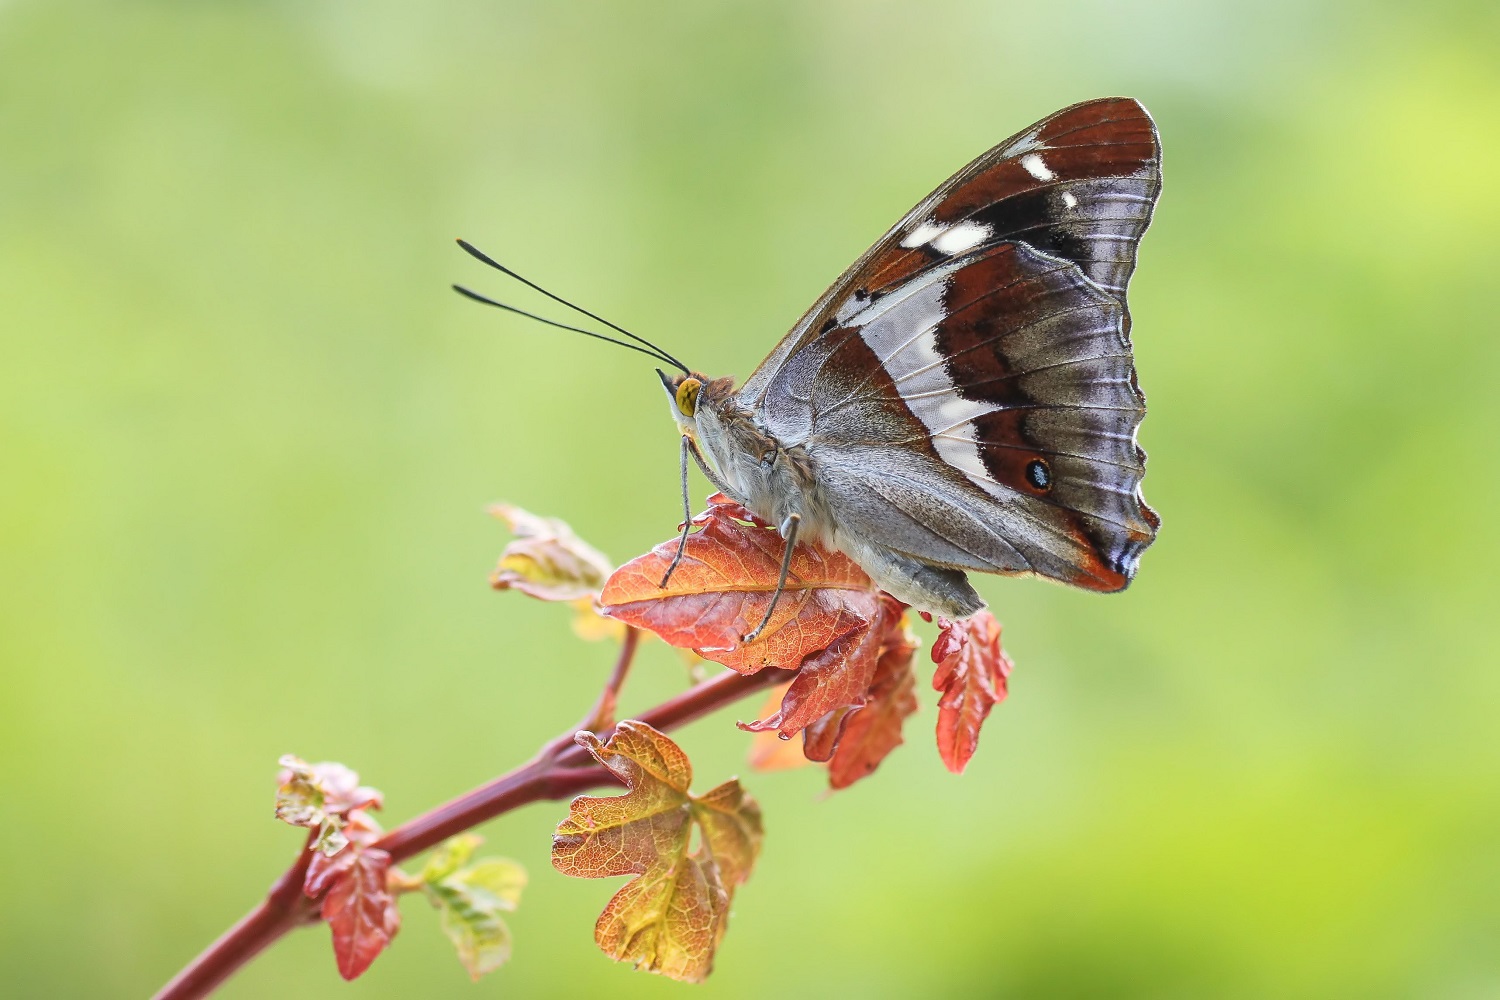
[
  {"xmin": 600, "ymin": 494, "xmax": 877, "ymax": 675},
  {"xmin": 931, "ymin": 611, "xmax": 1014, "ymax": 774},
  {"xmin": 321, "ymin": 846, "xmax": 401, "ymax": 981},
  {"xmin": 746, "ymin": 685, "xmax": 814, "ymax": 772},
  {"xmin": 737, "ymin": 610, "xmax": 883, "ymax": 738},
  {"xmin": 603, "ymin": 494, "xmax": 890, "ymax": 737},
  {"xmin": 827, "ymin": 610, "xmax": 920, "ymax": 788},
  {"xmin": 304, "ymin": 810, "xmax": 384, "ymax": 898},
  {"xmin": 800, "ymin": 706, "xmax": 855, "ymax": 763},
  {"xmin": 305, "ymin": 848, "xmax": 355, "ymax": 900}
]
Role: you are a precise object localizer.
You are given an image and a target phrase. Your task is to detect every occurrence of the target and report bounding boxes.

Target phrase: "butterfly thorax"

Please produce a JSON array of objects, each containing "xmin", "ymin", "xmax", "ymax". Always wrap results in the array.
[{"xmin": 691, "ymin": 381, "xmax": 985, "ymax": 613}]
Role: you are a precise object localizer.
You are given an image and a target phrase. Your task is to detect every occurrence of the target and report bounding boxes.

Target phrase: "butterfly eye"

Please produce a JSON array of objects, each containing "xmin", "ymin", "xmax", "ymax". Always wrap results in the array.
[
  {"xmin": 675, "ymin": 377, "xmax": 702, "ymax": 417},
  {"xmin": 1025, "ymin": 459, "xmax": 1052, "ymax": 491}
]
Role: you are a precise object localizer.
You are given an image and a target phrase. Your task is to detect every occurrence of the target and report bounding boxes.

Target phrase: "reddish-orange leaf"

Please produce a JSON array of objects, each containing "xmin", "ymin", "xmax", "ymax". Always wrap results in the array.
[
  {"xmin": 746, "ymin": 685, "xmax": 813, "ymax": 772},
  {"xmin": 931, "ymin": 611, "xmax": 1014, "ymax": 774},
  {"xmin": 489, "ymin": 503, "xmax": 613, "ymax": 602},
  {"xmin": 737, "ymin": 608, "xmax": 884, "ymax": 738},
  {"xmin": 736, "ymin": 594, "xmax": 912, "ymax": 742},
  {"xmin": 553, "ymin": 722, "xmax": 762, "ymax": 983},
  {"xmin": 828, "ymin": 611, "xmax": 920, "ymax": 789},
  {"xmin": 800, "ymin": 706, "xmax": 855, "ymax": 763},
  {"xmin": 600, "ymin": 494, "xmax": 878, "ymax": 676},
  {"xmin": 321, "ymin": 846, "xmax": 401, "ymax": 981}
]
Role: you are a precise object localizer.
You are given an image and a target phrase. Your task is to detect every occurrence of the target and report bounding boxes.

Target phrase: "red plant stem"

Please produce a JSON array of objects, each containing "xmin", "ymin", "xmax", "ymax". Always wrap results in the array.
[
  {"xmin": 154, "ymin": 633, "xmax": 793, "ymax": 1000},
  {"xmin": 154, "ymin": 830, "xmax": 320, "ymax": 1000},
  {"xmin": 378, "ymin": 658, "xmax": 791, "ymax": 861},
  {"xmin": 538, "ymin": 625, "xmax": 640, "ymax": 760}
]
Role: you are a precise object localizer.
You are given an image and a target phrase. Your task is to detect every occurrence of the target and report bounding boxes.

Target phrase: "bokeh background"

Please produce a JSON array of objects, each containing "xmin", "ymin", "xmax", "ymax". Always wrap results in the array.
[{"xmin": 3, "ymin": 1, "xmax": 1498, "ymax": 996}]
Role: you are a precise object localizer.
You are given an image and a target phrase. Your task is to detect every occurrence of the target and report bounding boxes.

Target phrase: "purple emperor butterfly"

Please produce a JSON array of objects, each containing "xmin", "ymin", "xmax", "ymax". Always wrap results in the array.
[{"xmin": 457, "ymin": 97, "xmax": 1161, "ymax": 636}]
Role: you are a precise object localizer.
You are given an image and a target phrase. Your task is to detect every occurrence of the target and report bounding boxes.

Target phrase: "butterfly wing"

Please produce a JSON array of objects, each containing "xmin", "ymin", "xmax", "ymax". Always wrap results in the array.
[
  {"xmin": 740, "ymin": 96, "xmax": 1161, "ymax": 405},
  {"xmin": 742, "ymin": 97, "xmax": 1161, "ymax": 595}
]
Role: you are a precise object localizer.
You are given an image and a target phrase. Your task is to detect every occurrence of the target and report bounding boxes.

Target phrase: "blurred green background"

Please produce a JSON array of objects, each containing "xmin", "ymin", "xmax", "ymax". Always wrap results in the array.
[{"xmin": 2, "ymin": 0, "xmax": 1497, "ymax": 996}]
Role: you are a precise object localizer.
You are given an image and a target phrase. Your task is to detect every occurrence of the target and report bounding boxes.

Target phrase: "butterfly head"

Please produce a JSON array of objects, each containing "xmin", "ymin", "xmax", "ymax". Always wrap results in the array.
[
  {"xmin": 657, "ymin": 368, "xmax": 725, "ymax": 439},
  {"xmin": 656, "ymin": 367, "xmax": 781, "ymax": 502}
]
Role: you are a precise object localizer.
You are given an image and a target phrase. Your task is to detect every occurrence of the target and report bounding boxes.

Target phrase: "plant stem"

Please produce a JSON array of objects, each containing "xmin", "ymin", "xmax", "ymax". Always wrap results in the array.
[
  {"xmin": 153, "ymin": 631, "xmax": 792, "ymax": 1000},
  {"xmin": 539, "ymin": 624, "xmax": 639, "ymax": 760},
  {"xmin": 153, "ymin": 831, "xmax": 320, "ymax": 1000},
  {"xmin": 379, "ymin": 653, "xmax": 790, "ymax": 861}
]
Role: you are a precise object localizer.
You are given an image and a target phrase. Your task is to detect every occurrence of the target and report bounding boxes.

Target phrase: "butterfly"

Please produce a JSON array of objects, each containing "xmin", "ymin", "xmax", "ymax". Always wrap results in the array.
[{"xmin": 457, "ymin": 96, "xmax": 1161, "ymax": 640}]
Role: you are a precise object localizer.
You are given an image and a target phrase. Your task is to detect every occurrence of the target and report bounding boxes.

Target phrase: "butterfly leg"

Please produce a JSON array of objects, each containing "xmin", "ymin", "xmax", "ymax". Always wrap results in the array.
[
  {"xmin": 743, "ymin": 512, "xmax": 800, "ymax": 644},
  {"xmin": 659, "ymin": 434, "xmax": 694, "ymax": 588},
  {"xmin": 685, "ymin": 436, "xmax": 743, "ymax": 503}
]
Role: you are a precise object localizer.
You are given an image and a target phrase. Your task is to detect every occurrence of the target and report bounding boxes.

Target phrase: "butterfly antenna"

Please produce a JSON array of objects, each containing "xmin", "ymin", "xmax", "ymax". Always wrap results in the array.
[
  {"xmin": 456, "ymin": 239, "xmax": 691, "ymax": 375},
  {"xmin": 452, "ymin": 285, "xmax": 685, "ymax": 367}
]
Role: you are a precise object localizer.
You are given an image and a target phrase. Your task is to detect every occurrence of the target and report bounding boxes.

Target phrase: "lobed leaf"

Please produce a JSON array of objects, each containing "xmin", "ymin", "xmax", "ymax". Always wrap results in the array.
[
  {"xmin": 553, "ymin": 723, "xmax": 694, "ymax": 879},
  {"xmin": 603, "ymin": 494, "xmax": 893, "ymax": 737},
  {"xmin": 931, "ymin": 611, "xmax": 1014, "ymax": 774},
  {"xmin": 554, "ymin": 722, "xmax": 762, "ymax": 983},
  {"xmin": 737, "ymin": 607, "xmax": 882, "ymax": 739},
  {"xmin": 690, "ymin": 780, "xmax": 763, "ymax": 889},
  {"xmin": 489, "ymin": 502, "xmax": 613, "ymax": 602}
]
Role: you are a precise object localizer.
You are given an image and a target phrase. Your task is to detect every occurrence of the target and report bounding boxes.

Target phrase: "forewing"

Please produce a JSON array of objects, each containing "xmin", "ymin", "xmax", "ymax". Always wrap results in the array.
[{"xmin": 740, "ymin": 97, "xmax": 1160, "ymax": 404}]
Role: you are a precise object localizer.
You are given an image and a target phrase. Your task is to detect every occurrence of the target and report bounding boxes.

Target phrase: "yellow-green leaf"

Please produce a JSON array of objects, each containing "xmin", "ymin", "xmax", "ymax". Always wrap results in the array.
[
  {"xmin": 274, "ymin": 755, "xmax": 326, "ymax": 828},
  {"xmin": 424, "ymin": 856, "xmax": 528, "ymax": 981},
  {"xmin": 274, "ymin": 755, "xmax": 382, "ymax": 856},
  {"xmin": 489, "ymin": 503, "xmax": 613, "ymax": 602},
  {"xmin": 691, "ymin": 780, "xmax": 763, "ymax": 888},
  {"xmin": 553, "ymin": 722, "xmax": 763, "ymax": 983},
  {"xmin": 553, "ymin": 723, "xmax": 694, "ymax": 879},
  {"xmin": 421, "ymin": 834, "xmax": 480, "ymax": 883},
  {"xmin": 593, "ymin": 853, "xmax": 729, "ymax": 983}
]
